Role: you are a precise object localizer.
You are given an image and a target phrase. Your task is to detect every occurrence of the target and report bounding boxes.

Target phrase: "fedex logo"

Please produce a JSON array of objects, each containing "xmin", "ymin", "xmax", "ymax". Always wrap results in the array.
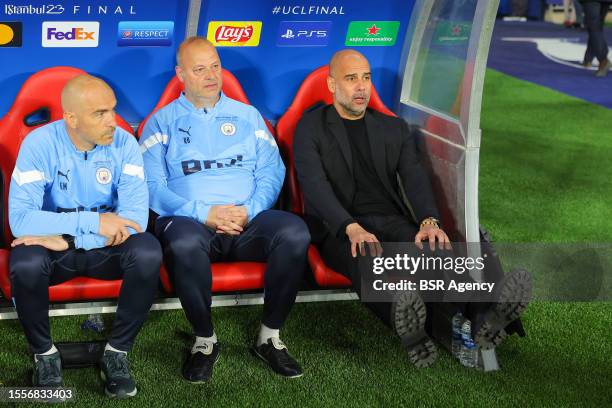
[
  {"xmin": 47, "ymin": 27, "xmax": 95, "ymax": 40},
  {"xmin": 42, "ymin": 21, "xmax": 99, "ymax": 47}
]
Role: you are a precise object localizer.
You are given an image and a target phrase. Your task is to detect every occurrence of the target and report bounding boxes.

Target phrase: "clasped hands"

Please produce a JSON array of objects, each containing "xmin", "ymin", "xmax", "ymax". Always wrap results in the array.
[
  {"xmin": 206, "ymin": 205, "xmax": 248, "ymax": 236},
  {"xmin": 11, "ymin": 206, "xmax": 248, "ymax": 252},
  {"xmin": 11, "ymin": 212, "xmax": 142, "ymax": 251}
]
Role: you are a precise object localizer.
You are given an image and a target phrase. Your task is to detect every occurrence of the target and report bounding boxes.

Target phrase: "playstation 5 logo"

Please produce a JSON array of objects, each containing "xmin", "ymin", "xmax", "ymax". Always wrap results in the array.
[
  {"xmin": 282, "ymin": 28, "xmax": 327, "ymax": 39},
  {"xmin": 281, "ymin": 29, "xmax": 295, "ymax": 39},
  {"xmin": 277, "ymin": 21, "xmax": 331, "ymax": 47}
]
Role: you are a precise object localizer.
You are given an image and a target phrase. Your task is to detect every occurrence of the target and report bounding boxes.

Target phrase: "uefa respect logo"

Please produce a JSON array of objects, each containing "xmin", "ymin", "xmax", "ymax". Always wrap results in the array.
[{"xmin": 117, "ymin": 21, "xmax": 174, "ymax": 46}]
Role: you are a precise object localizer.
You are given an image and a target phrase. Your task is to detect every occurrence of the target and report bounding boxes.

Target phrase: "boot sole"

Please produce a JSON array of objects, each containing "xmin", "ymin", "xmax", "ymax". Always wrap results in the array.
[
  {"xmin": 392, "ymin": 291, "xmax": 438, "ymax": 368},
  {"xmin": 475, "ymin": 269, "xmax": 532, "ymax": 349}
]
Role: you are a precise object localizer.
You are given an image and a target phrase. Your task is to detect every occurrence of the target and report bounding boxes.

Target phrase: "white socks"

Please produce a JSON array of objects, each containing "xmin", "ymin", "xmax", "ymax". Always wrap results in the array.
[
  {"xmin": 192, "ymin": 332, "xmax": 218, "ymax": 354},
  {"xmin": 189, "ymin": 326, "xmax": 279, "ymax": 351},
  {"xmin": 257, "ymin": 324, "xmax": 280, "ymax": 346},
  {"xmin": 105, "ymin": 343, "xmax": 127, "ymax": 354},
  {"xmin": 35, "ymin": 344, "xmax": 58, "ymax": 361}
]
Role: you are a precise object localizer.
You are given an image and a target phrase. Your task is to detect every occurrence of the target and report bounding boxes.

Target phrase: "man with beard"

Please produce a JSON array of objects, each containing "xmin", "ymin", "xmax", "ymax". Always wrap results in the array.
[{"xmin": 293, "ymin": 50, "xmax": 531, "ymax": 366}]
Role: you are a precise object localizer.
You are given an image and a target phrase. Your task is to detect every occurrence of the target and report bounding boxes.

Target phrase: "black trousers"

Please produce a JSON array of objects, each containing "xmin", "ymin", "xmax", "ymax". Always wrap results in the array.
[
  {"xmin": 9, "ymin": 233, "xmax": 162, "ymax": 354},
  {"xmin": 155, "ymin": 210, "xmax": 310, "ymax": 337},
  {"xmin": 583, "ymin": 1, "xmax": 610, "ymax": 62},
  {"xmin": 316, "ymin": 214, "xmax": 499, "ymax": 347}
]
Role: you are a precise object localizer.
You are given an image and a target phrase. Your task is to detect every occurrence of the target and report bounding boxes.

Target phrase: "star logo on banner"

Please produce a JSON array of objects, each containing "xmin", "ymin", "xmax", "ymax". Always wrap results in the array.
[
  {"xmin": 366, "ymin": 24, "xmax": 380, "ymax": 36},
  {"xmin": 452, "ymin": 25, "xmax": 462, "ymax": 36}
]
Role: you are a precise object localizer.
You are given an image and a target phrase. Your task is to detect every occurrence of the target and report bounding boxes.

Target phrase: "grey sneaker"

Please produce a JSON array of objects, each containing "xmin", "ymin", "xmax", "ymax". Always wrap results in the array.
[
  {"xmin": 99, "ymin": 350, "xmax": 137, "ymax": 399},
  {"xmin": 32, "ymin": 351, "xmax": 63, "ymax": 388}
]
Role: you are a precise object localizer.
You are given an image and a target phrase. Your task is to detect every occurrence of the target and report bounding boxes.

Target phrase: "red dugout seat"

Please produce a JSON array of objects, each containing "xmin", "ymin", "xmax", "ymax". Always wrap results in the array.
[
  {"xmin": 0, "ymin": 66, "xmax": 134, "ymax": 301},
  {"xmin": 276, "ymin": 66, "xmax": 395, "ymax": 288},
  {"xmin": 136, "ymin": 70, "xmax": 275, "ymax": 138},
  {"xmin": 139, "ymin": 69, "xmax": 268, "ymax": 294}
]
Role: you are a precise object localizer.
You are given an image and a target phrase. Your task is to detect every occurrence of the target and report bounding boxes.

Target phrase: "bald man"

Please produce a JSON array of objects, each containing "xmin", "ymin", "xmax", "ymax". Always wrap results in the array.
[
  {"xmin": 294, "ymin": 50, "xmax": 530, "ymax": 367},
  {"xmin": 9, "ymin": 74, "xmax": 161, "ymax": 398},
  {"xmin": 140, "ymin": 37, "xmax": 309, "ymax": 381}
]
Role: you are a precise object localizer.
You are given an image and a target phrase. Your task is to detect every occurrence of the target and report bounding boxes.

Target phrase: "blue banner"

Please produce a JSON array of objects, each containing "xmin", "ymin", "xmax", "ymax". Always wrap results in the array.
[
  {"xmin": 0, "ymin": 0, "xmax": 415, "ymax": 124},
  {"xmin": 0, "ymin": 0, "xmax": 188, "ymax": 124},
  {"xmin": 199, "ymin": 0, "xmax": 415, "ymax": 120}
]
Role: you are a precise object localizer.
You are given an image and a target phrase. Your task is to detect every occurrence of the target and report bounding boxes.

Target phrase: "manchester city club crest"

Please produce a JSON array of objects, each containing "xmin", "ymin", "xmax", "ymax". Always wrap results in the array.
[
  {"xmin": 96, "ymin": 167, "xmax": 112, "ymax": 185},
  {"xmin": 220, "ymin": 122, "xmax": 236, "ymax": 136}
]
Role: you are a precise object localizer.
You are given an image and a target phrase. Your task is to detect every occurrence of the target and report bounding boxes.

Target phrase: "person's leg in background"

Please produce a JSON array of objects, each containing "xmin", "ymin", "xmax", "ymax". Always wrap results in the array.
[
  {"xmin": 595, "ymin": 1, "xmax": 611, "ymax": 75},
  {"xmin": 583, "ymin": 1, "xmax": 611, "ymax": 76},
  {"xmin": 574, "ymin": 0, "xmax": 585, "ymax": 27},
  {"xmin": 583, "ymin": 4, "xmax": 595, "ymax": 69}
]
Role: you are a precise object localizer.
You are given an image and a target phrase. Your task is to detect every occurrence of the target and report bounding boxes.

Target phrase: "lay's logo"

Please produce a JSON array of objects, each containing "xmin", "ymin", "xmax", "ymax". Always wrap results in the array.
[
  {"xmin": 42, "ymin": 21, "xmax": 99, "ymax": 47},
  {"xmin": 207, "ymin": 21, "xmax": 261, "ymax": 47}
]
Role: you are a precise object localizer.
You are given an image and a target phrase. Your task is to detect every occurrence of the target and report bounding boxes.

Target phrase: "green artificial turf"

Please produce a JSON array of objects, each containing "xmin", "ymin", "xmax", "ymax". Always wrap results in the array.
[
  {"xmin": 479, "ymin": 69, "xmax": 612, "ymax": 243},
  {"xmin": 0, "ymin": 301, "xmax": 610, "ymax": 407},
  {"xmin": 0, "ymin": 69, "xmax": 610, "ymax": 407}
]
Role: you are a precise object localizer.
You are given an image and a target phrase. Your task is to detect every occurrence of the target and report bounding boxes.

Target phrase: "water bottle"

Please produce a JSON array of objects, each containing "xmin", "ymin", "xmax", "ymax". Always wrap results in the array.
[
  {"xmin": 81, "ymin": 314, "xmax": 105, "ymax": 333},
  {"xmin": 451, "ymin": 312, "xmax": 463, "ymax": 358},
  {"xmin": 460, "ymin": 319, "xmax": 478, "ymax": 368}
]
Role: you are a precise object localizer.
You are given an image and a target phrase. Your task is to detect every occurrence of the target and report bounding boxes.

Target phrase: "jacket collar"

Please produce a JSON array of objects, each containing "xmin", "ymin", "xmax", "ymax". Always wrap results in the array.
[
  {"xmin": 59, "ymin": 119, "xmax": 101, "ymax": 156},
  {"xmin": 178, "ymin": 91, "xmax": 226, "ymax": 114},
  {"xmin": 324, "ymin": 105, "xmax": 388, "ymax": 180}
]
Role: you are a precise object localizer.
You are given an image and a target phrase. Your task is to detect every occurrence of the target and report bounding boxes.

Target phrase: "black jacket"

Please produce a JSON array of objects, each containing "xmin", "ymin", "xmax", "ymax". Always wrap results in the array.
[{"xmin": 293, "ymin": 105, "xmax": 440, "ymax": 243}]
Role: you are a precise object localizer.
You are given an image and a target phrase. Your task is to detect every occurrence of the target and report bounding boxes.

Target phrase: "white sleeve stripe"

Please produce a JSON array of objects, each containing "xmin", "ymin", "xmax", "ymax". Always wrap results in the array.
[
  {"xmin": 255, "ymin": 129, "xmax": 277, "ymax": 148},
  {"xmin": 139, "ymin": 132, "xmax": 168, "ymax": 153},
  {"xmin": 12, "ymin": 167, "xmax": 45, "ymax": 186},
  {"xmin": 122, "ymin": 164, "xmax": 145, "ymax": 180}
]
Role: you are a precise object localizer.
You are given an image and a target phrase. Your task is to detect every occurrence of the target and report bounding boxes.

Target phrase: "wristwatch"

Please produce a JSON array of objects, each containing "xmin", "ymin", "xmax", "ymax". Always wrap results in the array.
[
  {"xmin": 62, "ymin": 234, "xmax": 76, "ymax": 250},
  {"xmin": 420, "ymin": 217, "xmax": 440, "ymax": 229}
]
